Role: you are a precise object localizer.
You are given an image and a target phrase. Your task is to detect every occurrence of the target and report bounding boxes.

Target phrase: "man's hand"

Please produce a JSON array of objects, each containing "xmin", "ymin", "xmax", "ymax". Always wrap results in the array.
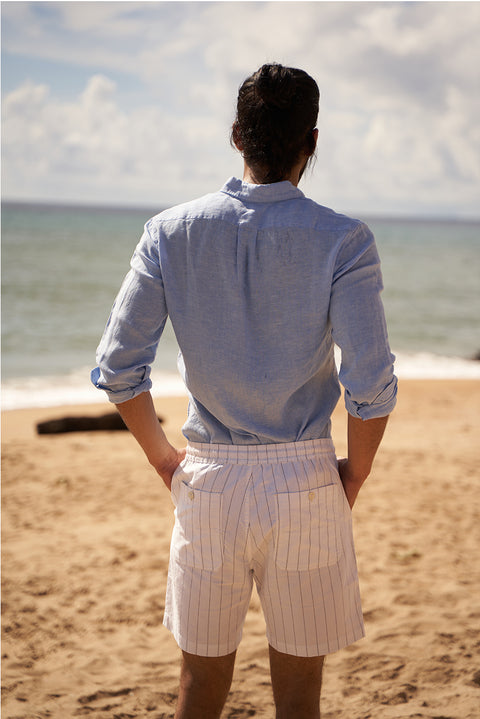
[
  {"xmin": 115, "ymin": 391, "xmax": 187, "ymax": 491},
  {"xmin": 153, "ymin": 445, "xmax": 187, "ymax": 491},
  {"xmin": 337, "ymin": 457, "xmax": 364, "ymax": 509}
]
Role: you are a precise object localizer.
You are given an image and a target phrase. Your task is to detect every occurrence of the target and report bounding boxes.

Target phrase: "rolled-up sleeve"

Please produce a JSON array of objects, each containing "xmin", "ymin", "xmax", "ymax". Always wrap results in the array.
[
  {"xmin": 330, "ymin": 222, "xmax": 397, "ymax": 420},
  {"xmin": 91, "ymin": 222, "xmax": 168, "ymax": 404}
]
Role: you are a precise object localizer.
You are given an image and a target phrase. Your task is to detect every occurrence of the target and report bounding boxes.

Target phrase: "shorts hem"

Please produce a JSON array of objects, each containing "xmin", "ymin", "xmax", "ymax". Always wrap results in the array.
[
  {"xmin": 266, "ymin": 628, "xmax": 366, "ymax": 657},
  {"xmin": 163, "ymin": 616, "xmax": 241, "ymax": 658}
]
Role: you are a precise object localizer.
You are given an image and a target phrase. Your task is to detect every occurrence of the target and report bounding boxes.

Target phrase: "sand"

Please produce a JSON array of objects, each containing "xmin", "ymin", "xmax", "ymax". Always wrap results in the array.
[{"xmin": 2, "ymin": 380, "xmax": 480, "ymax": 718}]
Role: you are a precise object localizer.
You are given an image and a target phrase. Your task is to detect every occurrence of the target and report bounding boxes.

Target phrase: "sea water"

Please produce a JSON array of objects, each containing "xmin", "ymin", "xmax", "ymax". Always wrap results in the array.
[{"xmin": 2, "ymin": 201, "xmax": 479, "ymax": 409}]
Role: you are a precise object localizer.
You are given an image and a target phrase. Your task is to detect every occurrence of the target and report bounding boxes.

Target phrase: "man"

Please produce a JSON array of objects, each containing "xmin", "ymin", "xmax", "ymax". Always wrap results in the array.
[{"xmin": 92, "ymin": 64, "xmax": 397, "ymax": 717}]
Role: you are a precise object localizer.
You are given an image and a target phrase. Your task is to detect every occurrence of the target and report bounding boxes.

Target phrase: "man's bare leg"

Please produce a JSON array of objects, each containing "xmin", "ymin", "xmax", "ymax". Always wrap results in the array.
[
  {"xmin": 174, "ymin": 650, "xmax": 236, "ymax": 719},
  {"xmin": 269, "ymin": 644, "xmax": 324, "ymax": 719}
]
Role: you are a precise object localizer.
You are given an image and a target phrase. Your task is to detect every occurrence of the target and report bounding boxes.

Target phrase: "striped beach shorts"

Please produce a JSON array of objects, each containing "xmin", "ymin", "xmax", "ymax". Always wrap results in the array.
[{"xmin": 163, "ymin": 438, "xmax": 365, "ymax": 657}]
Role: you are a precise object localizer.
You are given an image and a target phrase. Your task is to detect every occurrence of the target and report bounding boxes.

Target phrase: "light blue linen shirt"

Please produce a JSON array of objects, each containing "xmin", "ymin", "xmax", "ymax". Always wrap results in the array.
[{"xmin": 92, "ymin": 177, "xmax": 397, "ymax": 444}]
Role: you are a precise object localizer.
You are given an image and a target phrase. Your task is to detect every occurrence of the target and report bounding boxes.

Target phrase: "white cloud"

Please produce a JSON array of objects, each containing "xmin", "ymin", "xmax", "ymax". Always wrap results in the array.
[
  {"xmin": 2, "ymin": 72, "xmax": 234, "ymax": 206},
  {"xmin": 2, "ymin": 1, "xmax": 479, "ymax": 216}
]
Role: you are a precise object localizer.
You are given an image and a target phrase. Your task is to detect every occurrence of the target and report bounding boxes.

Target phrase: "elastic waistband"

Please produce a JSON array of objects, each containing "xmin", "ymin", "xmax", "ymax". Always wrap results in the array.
[{"xmin": 185, "ymin": 438, "xmax": 335, "ymax": 465}]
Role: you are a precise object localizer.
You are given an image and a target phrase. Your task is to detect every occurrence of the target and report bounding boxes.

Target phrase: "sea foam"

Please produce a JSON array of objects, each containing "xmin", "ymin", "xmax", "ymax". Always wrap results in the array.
[{"xmin": 2, "ymin": 351, "xmax": 479, "ymax": 411}]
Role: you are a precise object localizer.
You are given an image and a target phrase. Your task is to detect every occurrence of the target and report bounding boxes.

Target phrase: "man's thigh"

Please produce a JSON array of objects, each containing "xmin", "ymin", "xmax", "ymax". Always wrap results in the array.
[
  {"xmin": 252, "ymin": 450, "xmax": 364, "ymax": 657},
  {"xmin": 164, "ymin": 457, "xmax": 254, "ymax": 657}
]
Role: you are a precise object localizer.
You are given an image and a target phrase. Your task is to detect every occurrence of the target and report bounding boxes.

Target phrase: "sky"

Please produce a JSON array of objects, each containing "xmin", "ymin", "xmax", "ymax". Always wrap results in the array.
[{"xmin": 2, "ymin": 1, "xmax": 480, "ymax": 218}]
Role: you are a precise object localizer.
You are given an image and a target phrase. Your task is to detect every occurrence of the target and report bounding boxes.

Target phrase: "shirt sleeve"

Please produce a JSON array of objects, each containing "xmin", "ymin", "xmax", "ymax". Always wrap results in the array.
[
  {"xmin": 90, "ymin": 221, "xmax": 168, "ymax": 404},
  {"xmin": 329, "ymin": 221, "xmax": 397, "ymax": 420}
]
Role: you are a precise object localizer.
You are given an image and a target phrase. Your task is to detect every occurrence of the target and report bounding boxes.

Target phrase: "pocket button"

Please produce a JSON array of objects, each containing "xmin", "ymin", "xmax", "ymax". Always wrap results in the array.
[
  {"xmin": 308, "ymin": 491, "xmax": 315, "ymax": 502},
  {"xmin": 188, "ymin": 490, "xmax": 194, "ymax": 501}
]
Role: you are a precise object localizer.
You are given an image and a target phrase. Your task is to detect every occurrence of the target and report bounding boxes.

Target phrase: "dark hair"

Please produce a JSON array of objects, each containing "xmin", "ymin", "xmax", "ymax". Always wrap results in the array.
[{"xmin": 231, "ymin": 63, "xmax": 319, "ymax": 183}]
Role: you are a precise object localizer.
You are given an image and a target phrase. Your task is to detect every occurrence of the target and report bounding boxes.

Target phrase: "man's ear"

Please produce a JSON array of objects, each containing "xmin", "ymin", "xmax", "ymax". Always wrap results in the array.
[
  {"xmin": 309, "ymin": 128, "xmax": 319, "ymax": 156},
  {"xmin": 232, "ymin": 122, "xmax": 243, "ymax": 152}
]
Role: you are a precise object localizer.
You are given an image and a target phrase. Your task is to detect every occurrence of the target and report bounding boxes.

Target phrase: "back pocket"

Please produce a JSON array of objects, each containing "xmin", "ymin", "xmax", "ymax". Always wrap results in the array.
[
  {"xmin": 275, "ymin": 483, "xmax": 342, "ymax": 571},
  {"xmin": 173, "ymin": 482, "xmax": 223, "ymax": 571}
]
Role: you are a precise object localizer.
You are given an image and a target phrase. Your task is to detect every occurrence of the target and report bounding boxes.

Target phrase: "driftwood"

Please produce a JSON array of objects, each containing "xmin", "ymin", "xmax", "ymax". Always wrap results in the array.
[{"xmin": 36, "ymin": 412, "xmax": 163, "ymax": 435}]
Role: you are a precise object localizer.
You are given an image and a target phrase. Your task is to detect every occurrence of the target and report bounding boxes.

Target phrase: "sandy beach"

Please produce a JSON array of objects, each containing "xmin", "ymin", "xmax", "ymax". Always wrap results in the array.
[{"xmin": 2, "ymin": 379, "xmax": 479, "ymax": 718}]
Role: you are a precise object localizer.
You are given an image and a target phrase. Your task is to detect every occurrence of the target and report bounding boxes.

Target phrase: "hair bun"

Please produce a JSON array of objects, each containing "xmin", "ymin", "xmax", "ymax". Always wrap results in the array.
[
  {"xmin": 233, "ymin": 63, "xmax": 319, "ymax": 183},
  {"xmin": 255, "ymin": 64, "xmax": 296, "ymax": 109}
]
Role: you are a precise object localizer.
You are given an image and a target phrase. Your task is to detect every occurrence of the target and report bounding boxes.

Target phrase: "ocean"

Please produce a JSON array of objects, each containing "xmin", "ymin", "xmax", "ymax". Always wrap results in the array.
[{"xmin": 2, "ymin": 201, "xmax": 479, "ymax": 410}]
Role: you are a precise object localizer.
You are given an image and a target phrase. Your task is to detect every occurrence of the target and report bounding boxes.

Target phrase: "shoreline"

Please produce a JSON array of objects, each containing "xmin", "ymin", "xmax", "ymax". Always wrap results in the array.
[
  {"xmin": 2, "ymin": 379, "xmax": 480, "ymax": 718},
  {"xmin": 2, "ymin": 351, "xmax": 480, "ymax": 414}
]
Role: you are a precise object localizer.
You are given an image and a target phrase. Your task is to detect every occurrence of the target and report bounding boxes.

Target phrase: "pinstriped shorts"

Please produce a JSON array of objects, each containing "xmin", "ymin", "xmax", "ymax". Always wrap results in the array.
[{"xmin": 163, "ymin": 438, "xmax": 365, "ymax": 657}]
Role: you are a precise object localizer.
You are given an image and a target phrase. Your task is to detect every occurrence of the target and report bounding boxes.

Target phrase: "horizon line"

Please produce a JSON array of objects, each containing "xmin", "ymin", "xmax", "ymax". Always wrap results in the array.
[{"xmin": 2, "ymin": 196, "xmax": 479, "ymax": 224}]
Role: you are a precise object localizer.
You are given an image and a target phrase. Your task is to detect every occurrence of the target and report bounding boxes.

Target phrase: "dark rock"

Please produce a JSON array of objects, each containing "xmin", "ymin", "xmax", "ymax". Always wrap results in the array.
[{"xmin": 36, "ymin": 412, "xmax": 162, "ymax": 434}]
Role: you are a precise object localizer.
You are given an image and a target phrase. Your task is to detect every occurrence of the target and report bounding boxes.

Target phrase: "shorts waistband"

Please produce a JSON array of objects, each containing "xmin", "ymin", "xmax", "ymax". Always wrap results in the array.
[{"xmin": 185, "ymin": 438, "xmax": 335, "ymax": 465}]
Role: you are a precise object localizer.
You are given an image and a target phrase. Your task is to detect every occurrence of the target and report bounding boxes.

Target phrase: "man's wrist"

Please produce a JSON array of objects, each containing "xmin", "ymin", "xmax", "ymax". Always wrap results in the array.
[
  {"xmin": 149, "ymin": 444, "xmax": 177, "ymax": 473},
  {"xmin": 338, "ymin": 458, "xmax": 369, "ymax": 485}
]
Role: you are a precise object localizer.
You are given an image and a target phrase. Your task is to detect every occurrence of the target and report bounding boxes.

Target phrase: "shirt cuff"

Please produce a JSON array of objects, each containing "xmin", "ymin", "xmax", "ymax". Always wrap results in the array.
[
  {"xmin": 90, "ymin": 367, "xmax": 152, "ymax": 405},
  {"xmin": 345, "ymin": 375, "xmax": 398, "ymax": 420}
]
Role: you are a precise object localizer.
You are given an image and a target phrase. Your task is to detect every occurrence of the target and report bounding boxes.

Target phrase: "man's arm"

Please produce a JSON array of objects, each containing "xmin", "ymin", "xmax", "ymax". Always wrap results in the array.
[
  {"xmin": 115, "ymin": 391, "xmax": 186, "ymax": 490},
  {"xmin": 338, "ymin": 413, "xmax": 389, "ymax": 508}
]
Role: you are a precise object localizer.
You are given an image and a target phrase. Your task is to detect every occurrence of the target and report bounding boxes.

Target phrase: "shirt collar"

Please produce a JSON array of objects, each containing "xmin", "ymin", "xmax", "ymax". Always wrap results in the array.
[{"xmin": 221, "ymin": 176, "xmax": 305, "ymax": 203}]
